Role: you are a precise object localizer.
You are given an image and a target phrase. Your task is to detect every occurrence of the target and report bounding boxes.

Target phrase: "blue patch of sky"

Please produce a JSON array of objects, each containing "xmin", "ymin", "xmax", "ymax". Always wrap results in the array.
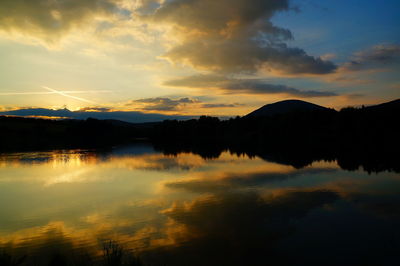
[{"xmin": 271, "ymin": 0, "xmax": 400, "ymax": 62}]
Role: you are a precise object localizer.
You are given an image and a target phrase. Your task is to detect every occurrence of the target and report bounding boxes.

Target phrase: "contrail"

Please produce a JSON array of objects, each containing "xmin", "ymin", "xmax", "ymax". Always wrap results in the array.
[
  {"xmin": 42, "ymin": 86, "xmax": 97, "ymax": 104},
  {"xmin": 58, "ymin": 90, "xmax": 111, "ymax": 94},
  {"xmin": 0, "ymin": 90, "xmax": 111, "ymax": 96}
]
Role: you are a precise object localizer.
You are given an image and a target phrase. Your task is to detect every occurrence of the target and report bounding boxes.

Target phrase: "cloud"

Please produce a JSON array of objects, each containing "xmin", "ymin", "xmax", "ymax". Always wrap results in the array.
[
  {"xmin": 316, "ymin": 44, "xmax": 400, "ymax": 86},
  {"xmin": 78, "ymin": 107, "xmax": 112, "ymax": 112},
  {"xmin": 201, "ymin": 103, "xmax": 242, "ymax": 108},
  {"xmin": 127, "ymin": 97, "xmax": 199, "ymax": 111},
  {"xmin": 222, "ymin": 80, "xmax": 337, "ymax": 97},
  {"xmin": 0, "ymin": 0, "xmax": 122, "ymax": 42},
  {"xmin": 0, "ymin": 0, "xmax": 337, "ymax": 78},
  {"xmin": 164, "ymin": 41, "xmax": 337, "ymax": 75},
  {"xmin": 125, "ymin": 97, "xmax": 243, "ymax": 111},
  {"xmin": 138, "ymin": 0, "xmax": 337, "ymax": 75},
  {"xmin": 165, "ymin": 75, "xmax": 337, "ymax": 97},
  {"xmin": 340, "ymin": 44, "xmax": 400, "ymax": 72}
]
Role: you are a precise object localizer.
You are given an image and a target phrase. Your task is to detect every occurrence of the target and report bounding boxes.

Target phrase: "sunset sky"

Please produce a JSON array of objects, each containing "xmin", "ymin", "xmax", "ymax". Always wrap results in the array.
[{"xmin": 0, "ymin": 0, "xmax": 399, "ymax": 116}]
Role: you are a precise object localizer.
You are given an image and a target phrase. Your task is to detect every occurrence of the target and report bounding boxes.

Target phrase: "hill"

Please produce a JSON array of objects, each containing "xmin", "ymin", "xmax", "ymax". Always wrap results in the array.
[
  {"xmin": 0, "ymin": 108, "xmax": 196, "ymax": 123},
  {"xmin": 364, "ymin": 98, "xmax": 400, "ymax": 112},
  {"xmin": 245, "ymin": 99, "xmax": 333, "ymax": 117}
]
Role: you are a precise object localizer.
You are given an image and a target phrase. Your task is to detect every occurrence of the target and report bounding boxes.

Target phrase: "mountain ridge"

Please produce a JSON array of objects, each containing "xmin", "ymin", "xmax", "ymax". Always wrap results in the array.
[
  {"xmin": 1, "ymin": 98, "xmax": 399, "ymax": 123},
  {"xmin": 245, "ymin": 99, "xmax": 334, "ymax": 118},
  {"xmin": 0, "ymin": 108, "xmax": 196, "ymax": 123}
]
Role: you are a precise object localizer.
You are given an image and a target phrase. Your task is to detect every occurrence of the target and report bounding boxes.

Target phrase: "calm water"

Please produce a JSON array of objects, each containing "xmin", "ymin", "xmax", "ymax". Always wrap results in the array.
[{"xmin": 0, "ymin": 143, "xmax": 399, "ymax": 266}]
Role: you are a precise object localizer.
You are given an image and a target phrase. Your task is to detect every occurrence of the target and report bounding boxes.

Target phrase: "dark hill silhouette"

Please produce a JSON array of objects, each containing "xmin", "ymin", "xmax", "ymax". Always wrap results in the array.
[
  {"xmin": 0, "ymin": 108, "xmax": 73, "ymax": 117},
  {"xmin": 245, "ymin": 99, "xmax": 332, "ymax": 117},
  {"xmin": 0, "ymin": 108, "xmax": 196, "ymax": 123},
  {"xmin": 364, "ymin": 98, "xmax": 400, "ymax": 112}
]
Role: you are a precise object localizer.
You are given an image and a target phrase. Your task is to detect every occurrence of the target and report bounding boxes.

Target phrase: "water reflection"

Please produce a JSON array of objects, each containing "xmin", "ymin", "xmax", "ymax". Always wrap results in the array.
[{"xmin": 0, "ymin": 144, "xmax": 399, "ymax": 265}]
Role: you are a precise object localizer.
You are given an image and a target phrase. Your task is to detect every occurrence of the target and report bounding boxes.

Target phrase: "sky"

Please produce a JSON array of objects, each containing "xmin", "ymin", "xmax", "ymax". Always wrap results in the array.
[{"xmin": 0, "ymin": 0, "xmax": 399, "ymax": 117}]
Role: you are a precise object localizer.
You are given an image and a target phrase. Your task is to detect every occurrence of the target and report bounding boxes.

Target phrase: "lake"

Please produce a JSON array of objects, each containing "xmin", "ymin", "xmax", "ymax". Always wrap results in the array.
[{"xmin": 0, "ymin": 143, "xmax": 399, "ymax": 266}]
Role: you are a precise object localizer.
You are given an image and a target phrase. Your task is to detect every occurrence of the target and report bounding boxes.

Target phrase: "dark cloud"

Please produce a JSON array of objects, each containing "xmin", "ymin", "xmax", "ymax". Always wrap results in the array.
[
  {"xmin": 165, "ymin": 75, "xmax": 337, "ymax": 97},
  {"xmin": 139, "ymin": 0, "xmax": 336, "ymax": 75},
  {"xmin": 164, "ymin": 41, "xmax": 337, "ymax": 75},
  {"xmin": 126, "ymin": 97, "xmax": 244, "ymax": 111},
  {"xmin": 223, "ymin": 79, "xmax": 337, "ymax": 97},
  {"xmin": 201, "ymin": 103, "xmax": 242, "ymax": 108},
  {"xmin": 340, "ymin": 44, "xmax": 400, "ymax": 72},
  {"xmin": 148, "ymin": 0, "xmax": 291, "ymax": 32},
  {"xmin": 128, "ymin": 97, "xmax": 198, "ymax": 111},
  {"xmin": 0, "ymin": 0, "xmax": 121, "ymax": 41},
  {"xmin": 78, "ymin": 107, "xmax": 112, "ymax": 112}
]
